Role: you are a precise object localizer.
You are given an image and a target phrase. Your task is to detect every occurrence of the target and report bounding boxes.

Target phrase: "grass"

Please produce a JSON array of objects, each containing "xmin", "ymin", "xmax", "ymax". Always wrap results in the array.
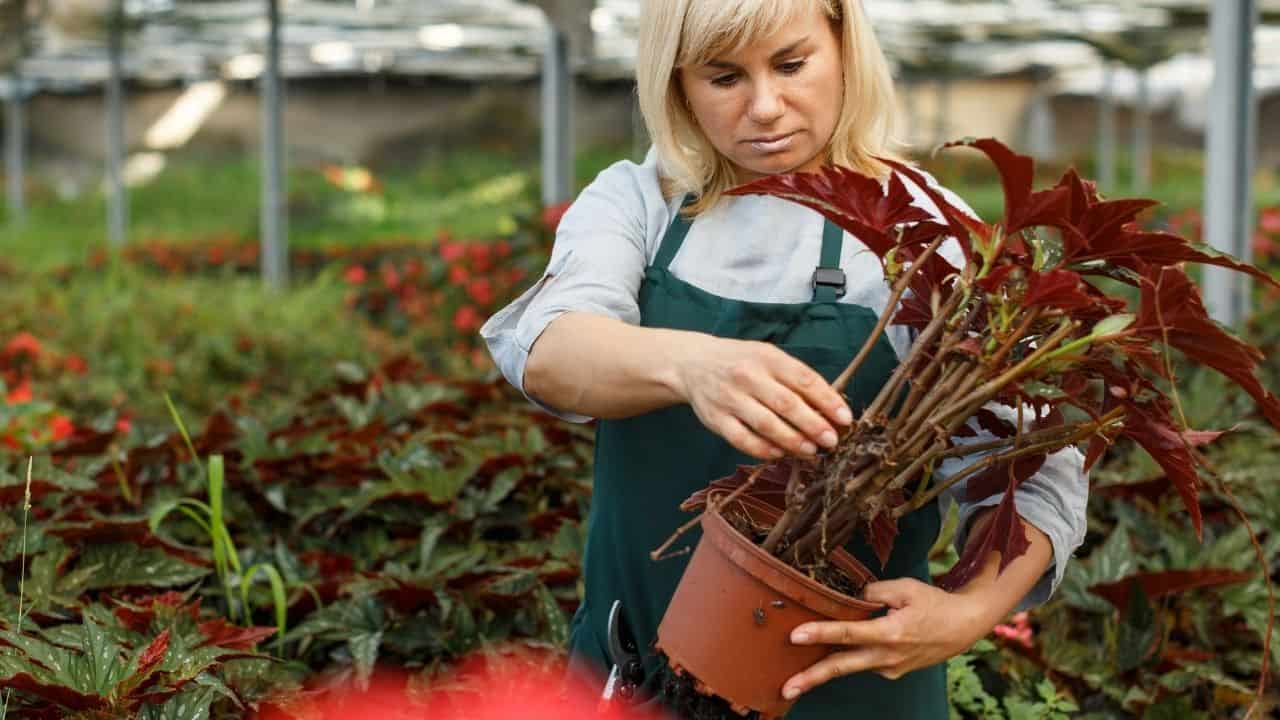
[
  {"xmin": 0, "ymin": 262, "xmax": 396, "ymax": 433},
  {"xmin": 0, "ymin": 142, "xmax": 637, "ymax": 273}
]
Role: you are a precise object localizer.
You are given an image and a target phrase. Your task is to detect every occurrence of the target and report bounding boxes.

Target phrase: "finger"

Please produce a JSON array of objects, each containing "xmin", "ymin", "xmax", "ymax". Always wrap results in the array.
[
  {"xmin": 737, "ymin": 394, "xmax": 820, "ymax": 458},
  {"xmin": 718, "ymin": 415, "xmax": 787, "ymax": 461},
  {"xmin": 782, "ymin": 647, "xmax": 888, "ymax": 700},
  {"xmin": 767, "ymin": 349, "xmax": 854, "ymax": 432},
  {"xmin": 791, "ymin": 615, "xmax": 902, "ymax": 647},
  {"xmin": 863, "ymin": 578, "xmax": 929, "ymax": 609},
  {"xmin": 751, "ymin": 376, "xmax": 840, "ymax": 454}
]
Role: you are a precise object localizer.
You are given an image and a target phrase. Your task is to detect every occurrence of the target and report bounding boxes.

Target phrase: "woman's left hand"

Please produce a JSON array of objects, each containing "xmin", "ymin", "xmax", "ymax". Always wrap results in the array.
[{"xmin": 781, "ymin": 578, "xmax": 994, "ymax": 700}]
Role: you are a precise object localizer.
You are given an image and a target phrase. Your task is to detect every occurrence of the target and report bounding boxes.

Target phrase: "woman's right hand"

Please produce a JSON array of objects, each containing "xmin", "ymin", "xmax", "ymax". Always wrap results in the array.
[{"xmin": 673, "ymin": 335, "xmax": 854, "ymax": 461}]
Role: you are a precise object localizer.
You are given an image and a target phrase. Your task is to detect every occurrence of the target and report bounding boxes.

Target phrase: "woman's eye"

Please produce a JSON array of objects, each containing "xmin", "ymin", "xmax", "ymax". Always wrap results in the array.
[
  {"xmin": 711, "ymin": 73, "xmax": 738, "ymax": 87},
  {"xmin": 779, "ymin": 60, "xmax": 806, "ymax": 74}
]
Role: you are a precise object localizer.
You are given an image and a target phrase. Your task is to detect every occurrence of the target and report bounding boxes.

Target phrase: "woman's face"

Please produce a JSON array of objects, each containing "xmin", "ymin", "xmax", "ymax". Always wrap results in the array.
[{"xmin": 678, "ymin": 4, "xmax": 844, "ymax": 183}]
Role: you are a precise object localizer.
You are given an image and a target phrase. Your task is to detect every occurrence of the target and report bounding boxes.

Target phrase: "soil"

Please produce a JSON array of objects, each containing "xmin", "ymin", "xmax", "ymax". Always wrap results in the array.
[
  {"xmin": 722, "ymin": 508, "xmax": 865, "ymax": 597},
  {"xmin": 655, "ymin": 656, "xmax": 762, "ymax": 720}
]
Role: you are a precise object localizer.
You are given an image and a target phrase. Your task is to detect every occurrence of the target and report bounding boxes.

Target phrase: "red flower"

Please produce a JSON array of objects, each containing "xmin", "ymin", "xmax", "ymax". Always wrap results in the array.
[
  {"xmin": 452, "ymin": 305, "xmax": 483, "ymax": 333},
  {"xmin": 466, "ymin": 278, "xmax": 494, "ymax": 306},
  {"xmin": 49, "ymin": 415, "xmax": 74, "ymax": 442},
  {"xmin": 505, "ymin": 267, "xmax": 527, "ymax": 286},
  {"xmin": 541, "ymin": 201, "xmax": 572, "ymax": 233},
  {"xmin": 992, "ymin": 611, "xmax": 1033, "ymax": 649},
  {"xmin": 1253, "ymin": 231, "xmax": 1276, "ymax": 262},
  {"xmin": 116, "ymin": 416, "xmax": 133, "ymax": 435},
  {"xmin": 343, "ymin": 265, "xmax": 367, "ymax": 285},
  {"xmin": 380, "ymin": 264, "xmax": 401, "ymax": 290},
  {"xmin": 4, "ymin": 332, "xmax": 40, "ymax": 358},
  {"xmin": 448, "ymin": 265, "xmax": 470, "ymax": 286},
  {"xmin": 468, "ymin": 244, "xmax": 494, "ymax": 273},
  {"xmin": 1260, "ymin": 207, "xmax": 1280, "ymax": 234},
  {"xmin": 64, "ymin": 354, "xmax": 89, "ymax": 374},
  {"xmin": 439, "ymin": 241, "xmax": 466, "ymax": 263},
  {"xmin": 5, "ymin": 380, "xmax": 32, "ymax": 404},
  {"xmin": 495, "ymin": 240, "xmax": 512, "ymax": 258}
]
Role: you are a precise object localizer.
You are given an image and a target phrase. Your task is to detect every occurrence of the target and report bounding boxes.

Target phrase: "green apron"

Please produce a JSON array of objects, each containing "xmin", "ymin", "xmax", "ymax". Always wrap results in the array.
[{"xmin": 568, "ymin": 197, "xmax": 947, "ymax": 719}]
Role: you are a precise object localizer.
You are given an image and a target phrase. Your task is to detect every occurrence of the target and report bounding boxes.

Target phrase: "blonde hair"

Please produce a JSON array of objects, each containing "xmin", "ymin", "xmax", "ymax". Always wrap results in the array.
[{"xmin": 637, "ymin": 0, "xmax": 903, "ymax": 215}]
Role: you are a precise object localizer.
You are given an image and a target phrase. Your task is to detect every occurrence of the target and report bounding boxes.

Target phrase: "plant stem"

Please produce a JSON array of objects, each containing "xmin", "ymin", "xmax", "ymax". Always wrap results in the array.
[
  {"xmin": 832, "ymin": 234, "xmax": 947, "ymax": 395},
  {"xmin": 896, "ymin": 413, "xmax": 1121, "ymax": 516},
  {"xmin": 651, "ymin": 464, "xmax": 768, "ymax": 561}
]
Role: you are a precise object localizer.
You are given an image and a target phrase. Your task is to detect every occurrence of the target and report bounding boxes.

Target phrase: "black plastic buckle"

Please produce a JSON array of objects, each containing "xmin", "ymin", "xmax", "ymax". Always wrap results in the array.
[{"xmin": 812, "ymin": 267, "xmax": 847, "ymax": 298}]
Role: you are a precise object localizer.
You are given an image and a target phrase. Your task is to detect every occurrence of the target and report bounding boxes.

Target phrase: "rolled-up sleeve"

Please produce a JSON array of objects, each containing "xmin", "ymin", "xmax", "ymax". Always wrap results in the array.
[
  {"xmin": 903, "ymin": 167, "xmax": 1090, "ymax": 611},
  {"xmin": 480, "ymin": 161, "xmax": 653, "ymax": 423},
  {"xmin": 936, "ymin": 410, "xmax": 1088, "ymax": 613}
]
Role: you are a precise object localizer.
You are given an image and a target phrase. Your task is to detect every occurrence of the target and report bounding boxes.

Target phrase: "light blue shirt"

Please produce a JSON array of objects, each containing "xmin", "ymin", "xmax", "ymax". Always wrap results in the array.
[{"xmin": 481, "ymin": 148, "xmax": 1088, "ymax": 611}]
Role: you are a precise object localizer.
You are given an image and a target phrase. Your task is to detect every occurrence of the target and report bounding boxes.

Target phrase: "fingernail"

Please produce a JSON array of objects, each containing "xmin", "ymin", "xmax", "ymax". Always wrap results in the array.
[
  {"xmin": 801, "ymin": 442, "xmax": 818, "ymax": 456},
  {"xmin": 791, "ymin": 630, "xmax": 810, "ymax": 643},
  {"xmin": 836, "ymin": 407, "xmax": 853, "ymax": 425},
  {"xmin": 783, "ymin": 686, "xmax": 800, "ymax": 700},
  {"xmin": 820, "ymin": 430, "xmax": 837, "ymax": 448}
]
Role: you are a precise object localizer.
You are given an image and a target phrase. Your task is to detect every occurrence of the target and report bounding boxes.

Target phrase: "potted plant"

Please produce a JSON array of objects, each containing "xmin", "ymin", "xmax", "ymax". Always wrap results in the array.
[{"xmin": 648, "ymin": 138, "xmax": 1280, "ymax": 719}]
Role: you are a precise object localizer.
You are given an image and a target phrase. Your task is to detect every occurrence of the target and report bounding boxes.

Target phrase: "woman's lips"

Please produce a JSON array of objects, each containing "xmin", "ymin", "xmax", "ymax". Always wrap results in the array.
[{"xmin": 747, "ymin": 132, "xmax": 797, "ymax": 154}]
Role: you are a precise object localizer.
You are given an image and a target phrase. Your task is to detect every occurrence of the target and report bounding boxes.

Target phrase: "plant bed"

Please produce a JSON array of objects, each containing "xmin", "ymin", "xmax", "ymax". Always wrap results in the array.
[{"xmin": 650, "ymin": 138, "xmax": 1280, "ymax": 718}]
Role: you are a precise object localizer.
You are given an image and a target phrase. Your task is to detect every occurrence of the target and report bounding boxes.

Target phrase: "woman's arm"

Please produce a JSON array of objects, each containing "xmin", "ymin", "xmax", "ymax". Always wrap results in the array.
[
  {"xmin": 780, "ymin": 507, "xmax": 1052, "ymax": 698},
  {"xmin": 525, "ymin": 311, "xmax": 854, "ymax": 460}
]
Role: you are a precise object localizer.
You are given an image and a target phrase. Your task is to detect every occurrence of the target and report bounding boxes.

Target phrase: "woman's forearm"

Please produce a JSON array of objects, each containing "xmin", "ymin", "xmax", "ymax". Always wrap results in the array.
[
  {"xmin": 952, "ymin": 507, "xmax": 1054, "ymax": 627},
  {"xmin": 524, "ymin": 312, "xmax": 700, "ymax": 419}
]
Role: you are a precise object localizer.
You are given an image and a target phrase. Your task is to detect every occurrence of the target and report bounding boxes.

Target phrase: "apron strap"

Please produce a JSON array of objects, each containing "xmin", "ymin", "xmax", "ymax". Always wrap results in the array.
[
  {"xmin": 652, "ymin": 195, "xmax": 847, "ymax": 304},
  {"xmin": 652, "ymin": 194, "xmax": 697, "ymax": 272},
  {"xmin": 812, "ymin": 218, "xmax": 847, "ymax": 302}
]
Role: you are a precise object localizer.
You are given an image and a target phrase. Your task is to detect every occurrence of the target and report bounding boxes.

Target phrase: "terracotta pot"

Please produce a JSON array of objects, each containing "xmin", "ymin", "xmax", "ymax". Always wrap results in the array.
[{"xmin": 655, "ymin": 493, "xmax": 882, "ymax": 719}]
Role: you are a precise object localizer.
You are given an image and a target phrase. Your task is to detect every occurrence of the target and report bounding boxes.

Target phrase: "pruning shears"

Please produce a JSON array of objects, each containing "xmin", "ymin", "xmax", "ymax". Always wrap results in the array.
[{"xmin": 597, "ymin": 599, "xmax": 646, "ymax": 712}]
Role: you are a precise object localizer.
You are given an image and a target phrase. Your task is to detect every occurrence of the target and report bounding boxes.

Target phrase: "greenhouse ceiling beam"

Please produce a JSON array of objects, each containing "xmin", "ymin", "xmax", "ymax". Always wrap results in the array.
[{"xmin": 1202, "ymin": 0, "xmax": 1258, "ymax": 327}]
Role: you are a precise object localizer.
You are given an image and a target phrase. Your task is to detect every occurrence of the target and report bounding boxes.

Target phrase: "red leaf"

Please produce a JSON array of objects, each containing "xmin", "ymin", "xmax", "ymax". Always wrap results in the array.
[
  {"xmin": 1023, "ymin": 269, "xmax": 1094, "ymax": 312},
  {"xmin": 0, "ymin": 674, "xmax": 105, "ymax": 711},
  {"xmin": 867, "ymin": 512, "xmax": 899, "ymax": 571},
  {"xmin": 1135, "ymin": 265, "xmax": 1280, "ymax": 432},
  {"xmin": 1116, "ymin": 396, "xmax": 1205, "ymax": 537},
  {"xmin": 935, "ymin": 477, "xmax": 1030, "ymax": 592},
  {"xmin": 1088, "ymin": 569, "xmax": 1254, "ymax": 611},
  {"xmin": 942, "ymin": 138, "xmax": 1070, "ymax": 236},
  {"xmin": 728, "ymin": 167, "xmax": 935, "ymax": 259},
  {"xmin": 196, "ymin": 619, "xmax": 277, "ymax": 650},
  {"xmin": 965, "ymin": 454, "xmax": 1046, "ymax": 503},
  {"xmin": 137, "ymin": 630, "xmax": 171, "ymax": 674}
]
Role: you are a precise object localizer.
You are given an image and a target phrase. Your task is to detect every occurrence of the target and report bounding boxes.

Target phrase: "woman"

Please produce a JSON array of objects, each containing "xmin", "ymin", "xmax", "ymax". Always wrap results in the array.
[{"xmin": 480, "ymin": 0, "xmax": 1087, "ymax": 716}]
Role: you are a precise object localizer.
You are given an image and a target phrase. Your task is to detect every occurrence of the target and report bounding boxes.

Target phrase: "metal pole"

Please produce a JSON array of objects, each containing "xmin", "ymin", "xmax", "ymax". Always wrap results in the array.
[
  {"xmin": 541, "ymin": 23, "xmax": 572, "ymax": 206},
  {"xmin": 1096, "ymin": 62, "xmax": 1116, "ymax": 193},
  {"xmin": 5, "ymin": 68, "xmax": 24, "ymax": 225},
  {"xmin": 106, "ymin": 0, "xmax": 127, "ymax": 248},
  {"xmin": 1025, "ymin": 66, "xmax": 1054, "ymax": 161},
  {"xmin": 261, "ymin": 0, "xmax": 287, "ymax": 289},
  {"xmin": 1132, "ymin": 66, "xmax": 1151, "ymax": 194},
  {"xmin": 1202, "ymin": 0, "xmax": 1258, "ymax": 327}
]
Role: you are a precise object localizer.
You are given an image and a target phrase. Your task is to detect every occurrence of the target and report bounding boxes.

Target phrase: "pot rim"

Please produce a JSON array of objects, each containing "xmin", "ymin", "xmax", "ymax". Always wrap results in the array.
[{"xmin": 702, "ymin": 499, "xmax": 884, "ymax": 615}]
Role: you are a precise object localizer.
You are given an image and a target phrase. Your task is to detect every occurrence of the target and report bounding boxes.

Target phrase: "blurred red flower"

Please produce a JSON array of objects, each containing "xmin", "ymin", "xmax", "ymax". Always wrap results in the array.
[
  {"xmin": 466, "ymin": 278, "xmax": 494, "ymax": 306},
  {"xmin": 49, "ymin": 415, "xmax": 75, "ymax": 442},
  {"xmin": 452, "ymin": 306, "xmax": 483, "ymax": 333},
  {"xmin": 448, "ymin": 265, "xmax": 470, "ymax": 286},
  {"xmin": 344, "ymin": 265, "xmax": 368, "ymax": 285},
  {"xmin": 5, "ymin": 380, "xmax": 32, "ymax": 404},
  {"xmin": 542, "ymin": 202, "xmax": 572, "ymax": 233},
  {"xmin": 64, "ymin": 354, "xmax": 89, "ymax": 374},
  {"xmin": 1260, "ymin": 207, "xmax": 1280, "ymax": 234},
  {"xmin": 4, "ymin": 332, "xmax": 41, "ymax": 358},
  {"xmin": 439, "ymin": 241, "xmax": 466, "ymax": 263}
]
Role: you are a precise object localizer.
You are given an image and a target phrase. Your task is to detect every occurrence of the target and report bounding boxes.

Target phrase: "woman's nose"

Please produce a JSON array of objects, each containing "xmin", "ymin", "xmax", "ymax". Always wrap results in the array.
[{"xmin": 746, "ymin": 78, "xmax": 785, "ymax": 124}]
